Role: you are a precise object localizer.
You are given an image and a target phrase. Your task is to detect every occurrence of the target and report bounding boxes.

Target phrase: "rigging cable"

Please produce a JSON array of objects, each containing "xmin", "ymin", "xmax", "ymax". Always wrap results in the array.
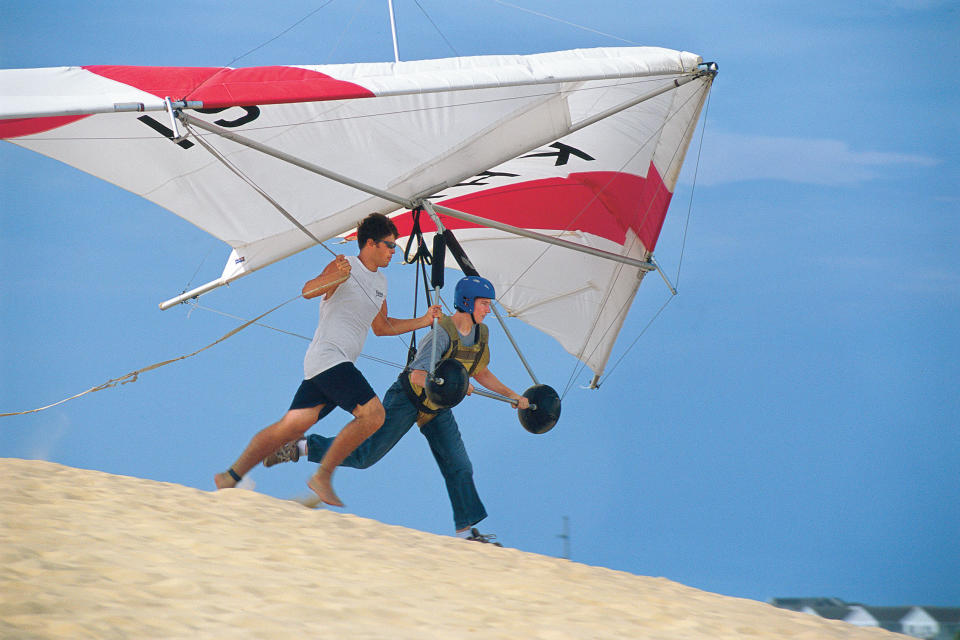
[
  {"xmin": 594, "ymin": 83, "xmax": 714, "ymax": 387},
  {"xmin": 183, "ymin": 1, "xmax": 338, "ymax": 101},
  {"xmin": 412, "ymin": 0, "xmax": 460, "ymax": 57},
  {"xmin": 183, "ymin": 120, "xmax": 330, "ymax": 249},
  {"xmin": 188, "ymin": 303, "xmax": 408, "ymax": 370},
  {"xmin": 325, "ymin": 0, "xmax": 369, "ymax": 61},
  {"xmin": 558, "ymin": 80, "xmax": 713, "ymax": 394},
  {"xmin": 487, "ymin": 0, "xmax": 639, "ymax": 46},
  {"xmin": 674, "ymin": 86, "xmax": 713, "ymax": 289},
  {"xmin": 181, "ymin": 245, "xmax": 216, "ymax": 294}
]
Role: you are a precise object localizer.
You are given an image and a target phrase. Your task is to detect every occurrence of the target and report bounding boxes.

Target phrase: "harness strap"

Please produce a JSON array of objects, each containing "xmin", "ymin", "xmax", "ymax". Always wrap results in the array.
[
  {"xmin": 403, "ymin": 206, "xmax": 436, "ymax": 368},
  {"xmin": 400, "ymin": 317, "xmax": 489, "ymax": 416},
  {"xmin": 402, "ymin": 207, "xmax": 432, "ymax": 266}
]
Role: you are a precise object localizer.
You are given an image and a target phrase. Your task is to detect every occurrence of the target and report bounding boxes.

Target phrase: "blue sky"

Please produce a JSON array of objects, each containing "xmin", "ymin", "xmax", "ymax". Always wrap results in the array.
[{"xmin": 2, "ymin": 0, "xmax": 958, "ymax": 607}]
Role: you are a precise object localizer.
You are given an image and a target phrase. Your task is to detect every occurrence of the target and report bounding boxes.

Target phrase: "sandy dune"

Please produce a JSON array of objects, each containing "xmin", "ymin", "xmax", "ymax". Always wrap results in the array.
[{"xmin": 0, "ymin": 458, "xmax": 899, "ymax": 639}]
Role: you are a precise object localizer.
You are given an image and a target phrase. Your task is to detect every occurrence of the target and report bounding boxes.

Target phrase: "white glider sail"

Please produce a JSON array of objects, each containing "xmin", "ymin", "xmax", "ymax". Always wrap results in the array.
[{"xmin": 1, "ymin": 47, "xmax": 715, "ymax": 382}]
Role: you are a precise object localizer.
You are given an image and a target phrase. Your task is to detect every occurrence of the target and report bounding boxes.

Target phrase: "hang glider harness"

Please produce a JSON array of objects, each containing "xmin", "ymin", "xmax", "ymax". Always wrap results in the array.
[
  {"xmin": 1, "ymin": 62, "xmax": 717, "ymax": 419},
  {"xmin": 400, "ymin": 205, "xmax": 561, "ymax": 434}
]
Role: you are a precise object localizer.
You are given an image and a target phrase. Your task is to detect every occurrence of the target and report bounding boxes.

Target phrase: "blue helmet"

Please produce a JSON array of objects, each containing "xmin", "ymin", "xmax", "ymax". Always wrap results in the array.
[{"xmin": 454, "ymin": 276, "xmax": 495, "ymax": 313}]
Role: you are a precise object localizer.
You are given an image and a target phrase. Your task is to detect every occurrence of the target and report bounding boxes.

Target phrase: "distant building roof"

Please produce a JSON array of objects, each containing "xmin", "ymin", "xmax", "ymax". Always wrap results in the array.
[
  {"xmin": 771, "ymin": 599, "xmax": 960, "ymax": 637},
  {"xmin": 808, "ymin": 606, "xmax": 854, "ymax": 620},
  {"xmin": 769, "ymin": 597, "xmax": 848, "ymax": 612},
  {"xmin": 924, "ymin": 607, "xmax": 960, "ymax": 624},
  {"xmin": 862, "ymin": 606, "xmax": 914, "ymax": 623}
]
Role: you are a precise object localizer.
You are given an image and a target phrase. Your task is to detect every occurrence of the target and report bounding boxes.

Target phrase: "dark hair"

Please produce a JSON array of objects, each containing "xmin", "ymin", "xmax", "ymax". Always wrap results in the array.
[{"xmin": 356, "ymin": 213, "xmax": 399, "ymax": 250}]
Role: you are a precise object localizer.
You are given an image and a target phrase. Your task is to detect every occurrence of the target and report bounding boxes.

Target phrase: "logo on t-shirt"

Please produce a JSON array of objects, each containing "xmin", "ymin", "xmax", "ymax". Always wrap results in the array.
[{"xmin": 375, "ymin": 289, "xmax": 385, "ymax": 298}]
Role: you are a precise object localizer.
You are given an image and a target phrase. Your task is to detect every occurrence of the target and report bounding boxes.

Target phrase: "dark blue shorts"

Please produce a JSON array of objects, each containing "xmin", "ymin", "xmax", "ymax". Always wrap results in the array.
[{"xmin": 289, "ymin": 361, "xmax": 377, "ymax": 422}]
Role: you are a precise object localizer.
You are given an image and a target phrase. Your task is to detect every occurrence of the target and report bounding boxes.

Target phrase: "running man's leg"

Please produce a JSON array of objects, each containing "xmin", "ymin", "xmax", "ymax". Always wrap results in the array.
[
  {"xmin": 214, "ymin": 406, "xmax": 324, "ymax": 489},
  {"xmin": 419, "ymin": 410, "xmax": 487, "ymax": 531},
  {"xmin": 306, "ymin": 380, "xmax": 418, "ymax": 468},
  {"xmin": 307, "ymin": 396, "xmax": 385, "ymax": 506}
]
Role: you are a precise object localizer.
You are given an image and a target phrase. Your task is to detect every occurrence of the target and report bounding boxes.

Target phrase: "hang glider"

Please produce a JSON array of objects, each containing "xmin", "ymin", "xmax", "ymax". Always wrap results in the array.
[{"xmin": 1, "ymin": 47, "xmax": 716, "ymax": 386}]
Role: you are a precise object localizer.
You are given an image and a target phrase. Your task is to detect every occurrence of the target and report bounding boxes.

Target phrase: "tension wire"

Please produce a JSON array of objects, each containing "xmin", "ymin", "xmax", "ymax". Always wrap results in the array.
[{"xmin": 592, "ymin": 82, "xmax": 715, "ymax": 388}]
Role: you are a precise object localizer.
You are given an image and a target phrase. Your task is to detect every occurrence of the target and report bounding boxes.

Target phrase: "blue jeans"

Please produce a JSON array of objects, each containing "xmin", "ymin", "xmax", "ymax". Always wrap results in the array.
[{"xmin": 305, "ymin": 379, "xmax": 487, "ymax": 530}]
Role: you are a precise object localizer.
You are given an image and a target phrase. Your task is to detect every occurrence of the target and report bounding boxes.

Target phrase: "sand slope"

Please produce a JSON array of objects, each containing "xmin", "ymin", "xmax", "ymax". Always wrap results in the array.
[{"xmin": 0, "ymin": 459, "xmax": 899, "ymax": 639}]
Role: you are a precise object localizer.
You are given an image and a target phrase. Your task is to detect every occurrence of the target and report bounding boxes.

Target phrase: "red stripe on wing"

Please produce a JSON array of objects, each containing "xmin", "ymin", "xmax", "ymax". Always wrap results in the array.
[
  {"xmin": 85, "ymin": 65, "xmax": 376, "ymax": 107},
  {"xmin": 0, "ymin": 115, "xmax": 88, "ymax": 138},
  {"xmin": 1, "ymin": 65, "xmax": 375, "ymax": 139},
  {"xmin": 393, "ymin": 163, "xmax": 672, "ymax": 251}
]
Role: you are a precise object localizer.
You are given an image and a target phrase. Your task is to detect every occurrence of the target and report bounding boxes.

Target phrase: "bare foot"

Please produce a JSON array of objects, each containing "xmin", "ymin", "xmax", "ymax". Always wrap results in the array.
[
  {"xmin": 307, "ymin": 467, "xmax": 344, "ymax": 507},
  {"xmin": 214, "ymin": 472, "xmax": 238, "ymax": 490}
]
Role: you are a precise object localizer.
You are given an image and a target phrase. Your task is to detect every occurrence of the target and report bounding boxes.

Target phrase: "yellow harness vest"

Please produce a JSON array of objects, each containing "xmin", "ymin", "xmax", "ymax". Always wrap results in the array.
[{"xmin": 401, "ymin": 316, "xmax": 490, "ymax": 420}]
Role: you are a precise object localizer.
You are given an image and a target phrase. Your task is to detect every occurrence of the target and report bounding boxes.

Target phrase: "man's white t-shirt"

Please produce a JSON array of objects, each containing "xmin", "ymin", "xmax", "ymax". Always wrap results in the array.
[{"xmin": 303, "ymin": 255, "xmax": 387, "ymax": 379}]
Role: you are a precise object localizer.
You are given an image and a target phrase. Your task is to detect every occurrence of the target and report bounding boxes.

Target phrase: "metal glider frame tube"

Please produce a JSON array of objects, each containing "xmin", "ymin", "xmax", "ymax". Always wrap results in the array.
[
  {"xmin": 431, "ymin": 203, "xmax": 657, "ymax": 272},
  {"xmin": 490, "ymin": 303, "xmax": 539, "ymax": 386},
  {"xmin": 387, "ymin": 0, "xmax": 400, "ymax": 64},
  {"xmin": 650, "ymin": 255, "xmax": 677, "ymax": 296},
  {"xmin": 161, "ymin": 278, "xmax": 231, "ymax": 310},
  {"xmin": 565, "ymin": 71, "xmax": 707, "ymax": 138},
  {"xmin": 472, "ymin": 387, "xmax": 536, "ymax": 410},
  {"xmin": 0, "ymin": 100, "xmax": 204, "ymax": 120}
]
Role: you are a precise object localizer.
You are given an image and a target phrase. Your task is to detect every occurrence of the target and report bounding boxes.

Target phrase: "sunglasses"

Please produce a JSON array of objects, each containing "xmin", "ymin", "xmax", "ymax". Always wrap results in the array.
[{"xmin": 378, "ymin": 239, "xmax": 397, "ymax": 250}]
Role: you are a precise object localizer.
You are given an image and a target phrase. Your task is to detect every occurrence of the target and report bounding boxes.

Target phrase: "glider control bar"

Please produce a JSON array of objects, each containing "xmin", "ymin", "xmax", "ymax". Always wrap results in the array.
[
  {"xmin": 471, "ymin": 387, "xmax": 536, "ymax": 410},
  {"xmin": 422, "ymin": 201, "xmax": 542, "ymax": 386}
]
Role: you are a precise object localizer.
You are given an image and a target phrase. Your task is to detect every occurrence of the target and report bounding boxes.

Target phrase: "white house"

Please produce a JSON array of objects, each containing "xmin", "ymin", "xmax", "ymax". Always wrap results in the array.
[
  {"xmin": 900, "ymin": 607, "xmax": 941, "ymax": 640},
  {"xmin": 770, "ymin": 598, "xmax": 960, "ymax": 640}
]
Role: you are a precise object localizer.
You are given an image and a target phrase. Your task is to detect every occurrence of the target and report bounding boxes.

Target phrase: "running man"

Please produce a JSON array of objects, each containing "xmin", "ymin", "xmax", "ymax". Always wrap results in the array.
[
  {"xmin": 214, "ymin": 213, "xmax": 440, "ymax": 507},
  {"xmin": 264, "ymin": 275, "xmax": 528, "ymax": 543}
]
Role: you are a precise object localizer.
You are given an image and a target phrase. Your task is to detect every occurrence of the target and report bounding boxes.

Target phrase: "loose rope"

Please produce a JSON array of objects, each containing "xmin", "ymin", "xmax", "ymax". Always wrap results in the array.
[{"xmin": 0, "ymin": 276, "xmax": 345, "ymax": 418}]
